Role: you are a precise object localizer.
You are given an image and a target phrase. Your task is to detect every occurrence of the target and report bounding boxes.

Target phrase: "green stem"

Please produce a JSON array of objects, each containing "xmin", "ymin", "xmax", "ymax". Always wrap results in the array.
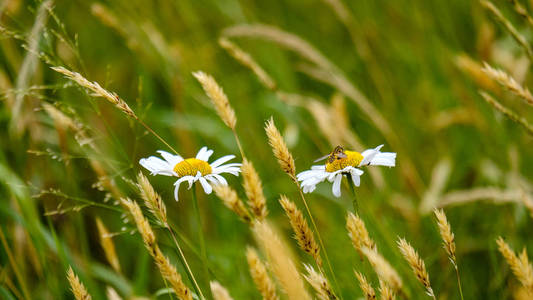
[
  {"xmin": 165, "ymin": 225, "xmax": 205, "ymax": 300},
  {"xmin": 455, "ymin": 265, "xmax": 464, "ymax": 300},
  {"xmin": 295, "ymin": 183, "xmax": 343, "ymax": 300},
  {"xmin": 191, "ymin": 185, "xmax": 212, "ymax": 299},
  {"xmin": 347, "ymin": 174, "xmax": 358, "ymax": 213}
]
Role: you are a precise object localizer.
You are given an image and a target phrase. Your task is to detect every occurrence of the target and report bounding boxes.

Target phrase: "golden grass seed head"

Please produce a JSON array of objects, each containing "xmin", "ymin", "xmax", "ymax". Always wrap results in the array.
[
  {"xmin": 51, "ymin": 66, "xmax": 136, "ymax": 118},
  {"xmin": 192, "ymin": 71, "xmax": 236, "ymax": 130},
  {"xmin": 482, "ymin": 62, "xmax": 533, "ymax": 106},
  {"xmin": 303, "ymin": 264, "xmax": 337, "ymax": 300},
  {"xmin": 361, "ymin": 247, "xmax": 403, "ymax": 292},
  {"xmin": 379, "ymin": 281, "xmax": 395, "ymax": 300},
  {"xmin": 105, "ymin": 287, "xmax": 122, "ymax": 300},
  {"xmin": 279, "ymin": 195, "xmax": 321, "ymax": 266},
  {"xmin": 66, "ymin": 266, "xmax": 92, "ymax": 300},
  {"xmin": 354, "ymin": 271, "xmax": 376, "ymax": 300},
  {"xmin": 264, "ymin": 117, "xmax": 296, "ymax": 179},
  {"xmin": 153, "ymin": 247, "xmax": 193, "ymax": 300},
  {"xmin": 242, "ymin": 159, "xmax": 268, "ymax": 220},
  {"xmin": 246, "ymin": 247, "xmax": 279, "ymax": 300},
  {"xmin": 121, "ymin": 198, "xmax": 155, "ymax": 247},
  {"xmin": 396, "ymin": 238, "xmax": 435, "ymax": 298},
  {"xmin": 136, "ymin": 172, "xmax": 167, "ymax": 226},
  {"xmin": 210, "ymin": 281, "xmax": 234, "ymax": 300},
  {"xmin": 346, "ymin": 212, "xmax": 376, "ymax": 256},
  {"xmin": 496, "ymin": 237, "xmax": 533, "ymax": 292},
  {"xmin": 433, "ymin": 209, "xmax": 456, "ymax": 265},
  {"xmin": 95, "ymin": 217, "xmax": 121, "ymax": 272},
  {"xmin": 253, "ymin": 221, "xmax": 311, "ymax": 300},
  {"xmin": 213, "ymin": 185, "xmax": 252, "ymax": 224}
]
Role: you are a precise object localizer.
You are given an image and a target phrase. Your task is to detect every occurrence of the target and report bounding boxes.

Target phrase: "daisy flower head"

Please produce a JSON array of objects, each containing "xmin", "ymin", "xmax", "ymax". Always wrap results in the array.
[
  {"xmin": 139, "ymin": 147, "xmax": 241, "ymax": 201},
  {"xmin": 297, "ymin": 145, "xmax": 396, "ymax": 197}
]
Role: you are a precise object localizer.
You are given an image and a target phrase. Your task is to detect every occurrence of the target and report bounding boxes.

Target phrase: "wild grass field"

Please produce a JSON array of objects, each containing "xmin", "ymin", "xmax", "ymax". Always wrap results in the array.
[{"xmin": 1, "ymin": 0, "xmax": 533, "ymax": 299}]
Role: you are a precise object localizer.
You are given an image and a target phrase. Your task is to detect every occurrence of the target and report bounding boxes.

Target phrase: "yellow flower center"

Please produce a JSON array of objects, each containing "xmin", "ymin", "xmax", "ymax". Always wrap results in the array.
[
  {"xmin": 173, "ymin": 158, "xmax": 212, "ymax": 177},
  {"xmin": 325, "ymin": 150, "xmax": 363, "ymax": 173}
]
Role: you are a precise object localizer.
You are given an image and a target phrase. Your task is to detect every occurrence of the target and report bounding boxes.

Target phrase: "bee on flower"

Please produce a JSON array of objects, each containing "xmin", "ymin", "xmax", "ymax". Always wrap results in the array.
[
  {"xmin": 297, "ymin": 145, "xmax": 396, "ymax": 197},
  {"xmin": 139, "ymin": 147, "xmax": 241, "ymax": 201}
]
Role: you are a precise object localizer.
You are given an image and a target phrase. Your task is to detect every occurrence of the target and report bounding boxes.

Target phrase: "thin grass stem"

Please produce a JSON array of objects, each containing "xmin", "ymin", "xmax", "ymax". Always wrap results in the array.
[
  {"xmin": 295, "ymin": 183, "xmax": 343, "ymax": 299},
  {"xmin": 165, "ymin": 225, "xmax": 205, "ymax": 300},
  {"xmin": 191, "ymin": 185, "xmax": 212, "ymax": 299}
]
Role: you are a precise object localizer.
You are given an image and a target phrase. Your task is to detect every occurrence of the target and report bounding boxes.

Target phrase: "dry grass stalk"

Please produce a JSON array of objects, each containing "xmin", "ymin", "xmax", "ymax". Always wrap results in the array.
[
  {"xmin": 106, "ymin": 287, "xmax": 122, "ymax": 300},
  {"xmin": 433, "ymin": 209, "xmax": 456, "ymax": 265},
  {"xmin": 434, "ymin": 209, "xmax": 465, "ymax": 300},
  {"xmin": 242, "ymin": 159, "xmax": 268, "ymax": 220},
  {"xmin": 361, "ymin": 247, "xmax": 403, "ymax": 293},
  {"xmin": 222, "ymin": 24, "xmax": 336, "ymax": 73},
  {"xmin": 192, "ymin": 71, "xmax": 236, "ymax": 130},
  {"xmin": 210, "ymin": 281, "xmax": 234, "ymax": 300},
  {"xmin": 213, "ymin": 185, "xmax": 252, "ymax": 224},
  {"xmin": 420, "ymin": 159, "xmax": 452, "ymax": 214},
  {"xmin": 397, "ymin": 238, "xmax": 435, "ymax": 299},
  {"xmin": 510, "ymin": 0, "xmax": 533, "ymax": 27},
  {"xmin": 121, "ymin": 198, "xmax": 193, "ymax": 300},
  {"xmin": 246, "ymin": 247, "xmax": 279, "ymax": 300},
  {"xmin": 279, "ymin": 196, "xmax": 321, "ymax": 266},
  {"xmin": 480, "ymin": 0, "xmax": 533, "ymax": 61},
  {"xmin": 438, "ymin": 186, "xmax": 533, "ymax": 213},
  {"xmin": 218, "ymin": 38, "xmax": 276, "ymax": 90},
  {"xmin": 136, "ymin": 172, "xmax": 167, "ymax": 226},
  {"xmin": 455, "ymin": 54, "xmax": 499, "ymax": 92},
  {"xmin": 346, "ymin": 212, "xmax": 376, "ymax": 256},
  {"xmin": 11, "ymin": 0, "xmax": 52, "ymax": 135},
  {"xmin": 67, "ymin": 267, "xmax": 92, "ymax": 300},
  {"xmin": 95, "ymin": 218, "xmax": 121, "ymax": 272},
  {"xmin": 379, "ymin": 281, "xmax": 395, "ymax": 300},
  {"xmin": 303, "ymin": 264, "xmax": 337, "ymax": 300},
  {"xmin": 479, "ymin": 91, "xmax": 533, "ymax": 135},
  {"xmin": 51, "ymin": 66, "xmax": 136, "ymax": 118},
  {"xmin": 482, "ymin": 63, "xmax": 533, "ymax": 106},
  {"xmin": 264, "ymin": 117, "xmax": 296, "ymax": 179},
  {"xmin": 253, "ymin": 221, "xmax": 311, "ymax": 300},
  {"xmin": 496, "ymin": 237, "xmax": 533, "ymax": 292},
  {"xmin": 354, "ymin": 271, "xmax": 376, "ymax": 300}
]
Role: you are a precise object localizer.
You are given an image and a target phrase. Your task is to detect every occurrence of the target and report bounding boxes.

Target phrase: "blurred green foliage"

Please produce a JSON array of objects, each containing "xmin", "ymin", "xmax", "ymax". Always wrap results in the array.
[{"xmin": 1, "ymin": 0, "xmax": 532, "ymax": 299}]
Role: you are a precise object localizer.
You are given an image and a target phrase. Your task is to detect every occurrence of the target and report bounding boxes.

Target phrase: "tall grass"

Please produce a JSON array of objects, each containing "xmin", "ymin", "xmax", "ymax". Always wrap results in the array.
[{"xmin": 0, "ymin": 0, "xmax": 532, "ymax": 299}]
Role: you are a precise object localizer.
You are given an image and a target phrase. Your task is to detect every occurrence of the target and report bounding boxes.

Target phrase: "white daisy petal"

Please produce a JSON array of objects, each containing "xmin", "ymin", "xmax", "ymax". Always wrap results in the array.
[
  {"xmin": 210, "ymin": 155, "xmax": 235, "ymax": 168},
  {"xmin": 369, "ymin": 152, "xmax": 396, "ymax": 167},
  {"xmin": 157, "ymin": 150, "xmax": 183, "ymax": 165},
  {"xmin": 350, "ymin": 170, "xmax": 361, "ymax": 187},
  {"xmin": 196, "ymin": 146, "xmax": 214, "ymax": 161},
  {"xmin": 359, "ymin": 144, "xmax": 385, "ymax": 166},
  {"xmin": 173, "ymin": 177, "xmax": 190, "ymax": 201},
  {"xmin": 139, "ymin": 157, "xmax": 174, "ymax": 176},
  {"xmin": 203, "ymin": 149, "xmax": 214, "ymax": 161},
  {"xmin": 198, "ymin": 177, "xmax": 212, "ymax": 194},
  {"xmin": 332, "ymin": 174, "xmax": 342, "ymax": 197},
  {"xmin": 210, "ymin": 174, "xmax": 228, "ymax": 186}
]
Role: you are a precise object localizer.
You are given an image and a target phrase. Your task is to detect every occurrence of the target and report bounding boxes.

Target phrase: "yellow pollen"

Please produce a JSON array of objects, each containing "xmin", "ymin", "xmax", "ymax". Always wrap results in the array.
[
  {"xmin": 173, "ymin": 158, "xmax": 212, "ymax": 177},
  {"xmin": 325, "ymin": 150, "xmax": 363, "ymax": 173}
]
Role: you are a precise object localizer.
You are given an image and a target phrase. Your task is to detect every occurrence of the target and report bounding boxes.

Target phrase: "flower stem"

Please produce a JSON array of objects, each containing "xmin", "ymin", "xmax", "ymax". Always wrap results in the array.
[
  {"xmin": 455, "ymin": 264, "xmax": 464, "ymax": 300},
  {"xmin": 232, "ymin": 129, "xmax": 245, "ymax": 159},
  {"xmin": 191, "ymin": 184, "xmax": 212, "ymax": 299},
  {"xmin": 347, "ymin": 174, "xmax": 358, "ymax": 213},
  {"xmin": 295, "ymin": 182, "xmax": 343, "ymax": 300},
  {"xmin": 165, "ymin": 224, "xmax": 205, "ymax": 300}
]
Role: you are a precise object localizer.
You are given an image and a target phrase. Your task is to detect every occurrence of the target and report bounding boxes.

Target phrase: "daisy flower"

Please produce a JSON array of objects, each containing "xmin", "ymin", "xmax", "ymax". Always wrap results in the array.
[
  {"xmin": 297, "ymin": 145, "xmax": 396, "ymax": 197},
  {"xmin": 139, "ymin": 146, "xmax": 241, "ymax": 201}
]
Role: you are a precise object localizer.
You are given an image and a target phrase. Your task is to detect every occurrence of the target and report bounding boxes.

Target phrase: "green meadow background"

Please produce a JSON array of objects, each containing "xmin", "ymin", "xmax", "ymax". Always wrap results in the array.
[{"xmin": 1, "ymin": 0, "xmax": 532, "ymax": 299}]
